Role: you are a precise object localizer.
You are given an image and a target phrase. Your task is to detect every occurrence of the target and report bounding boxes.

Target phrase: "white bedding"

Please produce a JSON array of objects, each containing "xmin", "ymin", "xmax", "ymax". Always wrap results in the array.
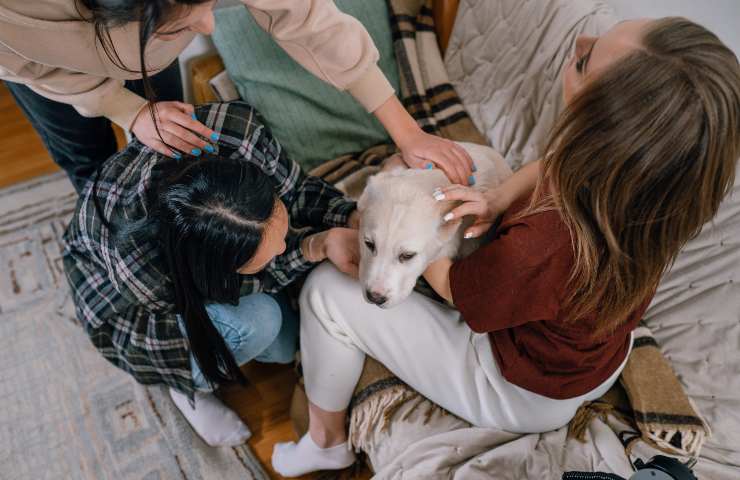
[{"xmin": 365, "ymin": 1, "xmax": 740, "ymax": 478}]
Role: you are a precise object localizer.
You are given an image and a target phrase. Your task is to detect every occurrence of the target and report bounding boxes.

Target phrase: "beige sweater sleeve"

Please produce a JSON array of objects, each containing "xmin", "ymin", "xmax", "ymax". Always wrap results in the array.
[
  {"xmin": 243, "ymin": 0, "xmax": 395, "ymax": 113},
  {"xmin": 0, "ymin": 46, "xmax": 147, "ymax": 130}
]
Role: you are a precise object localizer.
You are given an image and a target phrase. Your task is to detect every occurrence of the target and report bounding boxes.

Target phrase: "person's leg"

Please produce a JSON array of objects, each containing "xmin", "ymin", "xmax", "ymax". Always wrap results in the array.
[
  {"xmin": 6, "ymin": 82, "xmax": 118, "ymax": 193},
  {"xmin": 254, "ymin": 291, "xmax": 299, "ymax": 364},
  {"xmin": 273, "ymin": 263, "xmax": 492, "ymax": 477},
  {"xmin": 172, "ymin": 292, "xmax": 296, "ymax": 447}
]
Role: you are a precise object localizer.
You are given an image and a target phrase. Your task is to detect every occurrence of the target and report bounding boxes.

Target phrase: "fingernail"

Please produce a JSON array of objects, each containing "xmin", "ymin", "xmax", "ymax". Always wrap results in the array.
[
  {"xmin": 443, "ymin": 212, "xmax": 454, "ymax": 222},
  {"xmin": 472, "ymin": 164, "xmax": 478, "ymax": 172},
  {"xmin": 191, "ymin": 148, "xmax": 202, "ymax": 156},
  {"xmin": 432, "ymin": 188, "xmax": 445, "ymax": 201},
  {"xmin": 425, "ymin": 163, "xmax": 434, "ymax": 170},
  {"xmin": 468, "ymin": 175, "xmax": 476, "ymax": 186},
  {"xmin": 173, "ymin": 152, "xmax": 182, "ymax": 160},
  {"xmin": 464, "ymin": 232, "xmax": 474, "ymax": 239},
  {"xmin": 191, "ymin": 113, "xmax": 197, "ymax": 120},
  {"xmin": 210, "ymin": 132, "xmax": 220, "ymax": 142},
  {"xmin": 204, "ymin": 144, "xmax": 215, "ymax": 153}
]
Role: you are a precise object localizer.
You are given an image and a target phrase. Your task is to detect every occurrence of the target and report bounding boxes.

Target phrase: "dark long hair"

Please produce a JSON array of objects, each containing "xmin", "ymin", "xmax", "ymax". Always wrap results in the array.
[
  {"xmin": 75, "ymin": 0, "xmax": 210, "ymax": 139},
  {"xmin": 524, "ymin": 18, "xmax": 740, "ymax": 335},
  {"xmin": 138, "ymin": 157, "xmax": 278, "ymax": 387}
]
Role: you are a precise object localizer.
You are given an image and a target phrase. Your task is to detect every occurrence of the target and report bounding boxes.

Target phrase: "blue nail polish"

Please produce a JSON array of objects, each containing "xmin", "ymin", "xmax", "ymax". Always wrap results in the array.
[
  {"xmin": 210, "ymin": 132, "xmax": 220, "ymax": 142},
  {"xmin": 173, "ymin": 152, "xmax": 182, "ymax": 160},
  {"xmin": 468, "ymin": 175, "xmax": 476, "ymax": 186},
  {"xmin": 191, "ymin": 148, "xmax": 202, "ymax": 156},
  {"xmin": 204, "ymin": 144, "xmax": 215, "ymax": 153},
  {"xmin": 425, "ymin": 163, "xmax": 433, "ymax": 170},
  {"xmin": 191, "ymin": 113, "xmax": 197, "ymax": 120},
  {"xmin": 472, "ymin": 164, "xmax": 478, "ymax": 172}
]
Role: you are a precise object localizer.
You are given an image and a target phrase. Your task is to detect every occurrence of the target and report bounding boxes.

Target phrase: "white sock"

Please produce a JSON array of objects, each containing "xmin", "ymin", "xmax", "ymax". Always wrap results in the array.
[
  {"xmin": 271, "ymin": 433, "xmax": 355, "ymax": 477},
  {"xmin": 169, "ymin": 388, "xmax": 251, "ymax": 447}
]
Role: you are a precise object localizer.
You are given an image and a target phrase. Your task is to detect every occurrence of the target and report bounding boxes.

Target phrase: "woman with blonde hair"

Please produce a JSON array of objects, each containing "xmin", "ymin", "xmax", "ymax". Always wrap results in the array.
[{"xmin": 272, "ymin": 17, "xmax": 740, "ymax": 477}]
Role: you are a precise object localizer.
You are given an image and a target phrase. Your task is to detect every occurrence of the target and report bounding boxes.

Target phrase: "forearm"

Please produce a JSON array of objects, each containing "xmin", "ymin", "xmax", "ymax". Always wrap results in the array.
[
  {"xmin": 289, "ymin": 174, "xmax": 357, "ymax": 229},
  {"xmin": 373, "ymin": 95, "xmax": 421, "ymax": 146},
  {"xmin": 423, "ymin": 257, "xmax": 454, "ymax": 303},
  {"xmin": 301, "ymin": 231, "xmax": 329, "ymax": 263},
  {"xmin": 499, "ymin": 160, "xmax": 542, "ymax": 206}
]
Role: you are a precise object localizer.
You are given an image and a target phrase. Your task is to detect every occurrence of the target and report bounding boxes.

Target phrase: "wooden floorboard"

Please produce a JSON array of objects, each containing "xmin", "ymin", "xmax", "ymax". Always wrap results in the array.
[{"xmin": 0, "ymin": 81, "xmax": 369, "ymax": 479}]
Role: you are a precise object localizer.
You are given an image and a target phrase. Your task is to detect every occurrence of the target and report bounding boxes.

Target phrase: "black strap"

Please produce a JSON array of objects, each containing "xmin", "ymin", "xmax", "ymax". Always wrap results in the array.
[{"xmin": 562, "ymin": 473, "xmax": 626, "ymax": 480}]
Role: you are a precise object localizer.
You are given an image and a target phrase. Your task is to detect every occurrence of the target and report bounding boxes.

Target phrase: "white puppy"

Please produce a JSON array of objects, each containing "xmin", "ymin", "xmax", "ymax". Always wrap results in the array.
[{"xmin": 357, "ymin": 142, "xmax": 512, "ymax": 308}]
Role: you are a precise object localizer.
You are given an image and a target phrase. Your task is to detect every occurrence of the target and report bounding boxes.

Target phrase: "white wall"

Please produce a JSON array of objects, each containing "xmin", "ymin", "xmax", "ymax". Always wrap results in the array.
[{"xmin": 606, "ymin": 0, "xmax": 740, "ymax": 56}]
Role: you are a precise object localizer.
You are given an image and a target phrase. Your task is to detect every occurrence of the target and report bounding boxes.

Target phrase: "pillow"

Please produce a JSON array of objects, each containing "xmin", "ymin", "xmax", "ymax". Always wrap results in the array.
[{"xmin": 212, "ymin": 2, "xmax": 400, "ymax": 171}]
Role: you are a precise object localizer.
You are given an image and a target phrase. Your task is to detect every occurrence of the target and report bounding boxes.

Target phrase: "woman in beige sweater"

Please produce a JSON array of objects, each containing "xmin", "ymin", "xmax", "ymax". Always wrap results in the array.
[{"xmin": 0, "ymin": 0, "xmax": 473, "ymax": 192}]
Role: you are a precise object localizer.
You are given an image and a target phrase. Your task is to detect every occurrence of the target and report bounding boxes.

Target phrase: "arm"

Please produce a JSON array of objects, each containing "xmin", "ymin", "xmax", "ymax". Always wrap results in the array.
[
  {"xmin": 242, "ymin": 0, "xmax": 474, "ymax": 185},
  {"xmin": 438, "ymin": 160, "xmax": 542, "ymax": 238},
  {"xmin": 423, "ymin": 257, "xmax": 454, "ymax": 303},
  {"xmin": 264, "ymin": 227, "xmax": 360, "ymax": 289},
  {"xmin": 1, "ymin": 49, "xmax": 216, "ymax": 156},
  {"xmin": 242, "ymin": 0, "xmax": 394, "ymax": 113},
  {"xmin": 0, "ymin": 50, "xmax": 147, "ymax": 129}
]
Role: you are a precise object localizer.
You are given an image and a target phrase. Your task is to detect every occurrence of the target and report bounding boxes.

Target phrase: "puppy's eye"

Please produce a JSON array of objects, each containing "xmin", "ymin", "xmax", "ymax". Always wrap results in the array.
[
  {"xmin": 364, "ymin": 239, "xmax": 376, "ymax": 254},
  {"xmin": 398, "ymin": 252, "xmax": 417, "ymax": 263}
]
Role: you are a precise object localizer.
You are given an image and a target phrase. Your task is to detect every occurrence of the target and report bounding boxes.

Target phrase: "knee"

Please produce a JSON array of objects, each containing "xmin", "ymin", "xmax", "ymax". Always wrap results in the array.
[
  {"xmin": 299, "ymin": 263, "xmax": 354, "ymax": 315},
  {"xmin": 239, "ymin": 293, "xmax": 283, "ymax": 348}
]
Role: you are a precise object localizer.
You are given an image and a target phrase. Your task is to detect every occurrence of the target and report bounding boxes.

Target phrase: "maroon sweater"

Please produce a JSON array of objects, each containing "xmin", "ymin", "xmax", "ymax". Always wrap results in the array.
[{"xmin": 449, "ymin": 194, "xmax": 649, "ymax": 399}]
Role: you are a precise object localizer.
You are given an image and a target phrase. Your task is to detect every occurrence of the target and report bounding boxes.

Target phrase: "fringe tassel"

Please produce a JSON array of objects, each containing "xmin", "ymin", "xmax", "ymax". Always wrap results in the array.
[
  {"xmin": 348, "ymin": 387, "xmax": 452, "ymax": 452},
  {"xmin": 349, "ymin": 386, "xmax": 417, "ymax": 451},
  {"xmin": 642, "ymin": 425, "xmax": 707, "ymax": 458},
  {"xmin": 568, "ymin": 401, "xmax": 616, "ymax": 442}
]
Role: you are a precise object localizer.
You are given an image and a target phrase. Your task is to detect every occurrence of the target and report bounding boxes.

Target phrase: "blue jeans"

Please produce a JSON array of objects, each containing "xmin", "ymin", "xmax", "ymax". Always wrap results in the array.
[{"xmin": 180, "ymin": 292, "xmax": 298, "ymax": 391}]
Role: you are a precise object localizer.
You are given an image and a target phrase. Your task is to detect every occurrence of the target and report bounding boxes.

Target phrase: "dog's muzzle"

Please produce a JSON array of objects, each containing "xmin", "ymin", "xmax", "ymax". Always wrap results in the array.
[{"xmin": 365, "ymin": 289, "xmax": 388, "ymax": 307}]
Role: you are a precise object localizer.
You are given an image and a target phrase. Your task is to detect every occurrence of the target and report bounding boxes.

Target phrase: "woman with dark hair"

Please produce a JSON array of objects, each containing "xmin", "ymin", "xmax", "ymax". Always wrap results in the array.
[
  {"xmin": 63, "ymin": 101, "xmax": 360, "ymax": 446},
  {"xmin": 272, "ymin": 17, "xmax": 740, "ymax": 477},
  {"xmin": 0, "ymin": 0, "xmax": 473, "ymax": 192}
]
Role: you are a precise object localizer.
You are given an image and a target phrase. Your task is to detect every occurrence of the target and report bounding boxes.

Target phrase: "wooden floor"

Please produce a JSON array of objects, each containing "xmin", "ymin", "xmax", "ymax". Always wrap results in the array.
[
  {"xmin": 0, "ymin": 82, "xmax": 368, "ymax": 480},
  {"xmin": 0, "ymin": 82, "xmax": 59, "ymax": 188}
]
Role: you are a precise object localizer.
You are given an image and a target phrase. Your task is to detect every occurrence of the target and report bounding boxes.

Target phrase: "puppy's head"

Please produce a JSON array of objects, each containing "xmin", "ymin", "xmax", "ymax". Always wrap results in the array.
[{"xmin": 357, "ymin": 169, "xmax": 460, "ymax": 308}]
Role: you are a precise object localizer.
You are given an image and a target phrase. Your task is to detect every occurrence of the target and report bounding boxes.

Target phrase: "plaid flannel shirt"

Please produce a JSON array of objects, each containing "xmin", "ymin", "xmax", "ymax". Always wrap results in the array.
[{"xmin": 63, "ymin": 102, "xmax": 356, "ymax": 396}]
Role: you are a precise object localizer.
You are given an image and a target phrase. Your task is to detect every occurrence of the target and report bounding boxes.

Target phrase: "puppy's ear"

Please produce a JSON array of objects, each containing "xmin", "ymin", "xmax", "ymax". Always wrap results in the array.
[{"xmin": 357, "ymin": 175, "xmax": 377, "ymax": 213}]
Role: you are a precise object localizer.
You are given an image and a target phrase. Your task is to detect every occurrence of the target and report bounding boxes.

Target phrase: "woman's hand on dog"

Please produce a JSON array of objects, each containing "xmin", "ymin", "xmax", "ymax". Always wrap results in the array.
[
  {"xmin": 302, "ymin": 228, "xmax": 360, "ymax": 278},
  {"xmin": 397, "ymin": 130, "xmax": 475, "ymax": 186},
  {"xmin": 325, "ymin": 228, "xmax": 360, "ymax": 278},
  {"xmin": 434, "ymin": 185, "xmax": 511, "ymax": 239}
]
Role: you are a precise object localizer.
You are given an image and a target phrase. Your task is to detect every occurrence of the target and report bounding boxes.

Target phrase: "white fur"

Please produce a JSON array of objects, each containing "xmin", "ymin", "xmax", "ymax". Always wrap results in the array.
[{"xmin": 358, "ymin": 142, "xmax": 513, "ymax": 308}]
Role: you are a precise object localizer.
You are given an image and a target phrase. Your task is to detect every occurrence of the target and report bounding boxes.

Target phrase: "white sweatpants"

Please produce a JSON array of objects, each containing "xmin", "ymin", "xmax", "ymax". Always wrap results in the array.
[{"xmin": 300, "ymin": 263, "xmax": 631, "ymax": 434}]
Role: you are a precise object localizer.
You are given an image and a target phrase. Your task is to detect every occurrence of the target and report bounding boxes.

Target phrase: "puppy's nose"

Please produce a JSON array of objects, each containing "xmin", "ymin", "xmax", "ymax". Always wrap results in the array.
[{"xmin": 365, "ymin": 289, "xmax": 388, "ymax": 306}]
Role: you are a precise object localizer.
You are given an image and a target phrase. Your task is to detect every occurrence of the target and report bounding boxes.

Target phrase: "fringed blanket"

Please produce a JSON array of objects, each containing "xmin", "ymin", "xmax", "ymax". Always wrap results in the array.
[{"xmin": 301, "ymin": 0, "xmax": 710, "ymax": 466}]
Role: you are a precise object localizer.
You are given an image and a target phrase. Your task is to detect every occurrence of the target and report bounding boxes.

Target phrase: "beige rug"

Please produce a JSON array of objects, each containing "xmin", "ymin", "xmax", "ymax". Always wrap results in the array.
[{"xmin": 0, "ymin": 173, "xmax": 268, "ymax": 480}]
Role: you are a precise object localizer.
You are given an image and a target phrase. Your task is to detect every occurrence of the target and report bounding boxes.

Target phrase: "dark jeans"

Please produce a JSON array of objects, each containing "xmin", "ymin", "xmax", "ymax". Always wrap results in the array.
[{"xmin": 6, "ymin": 61, "xmax": 183, "ymax": 193}]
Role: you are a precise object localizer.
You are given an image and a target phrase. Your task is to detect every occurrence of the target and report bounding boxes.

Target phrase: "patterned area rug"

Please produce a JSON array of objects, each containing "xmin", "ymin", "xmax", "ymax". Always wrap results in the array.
[{"xmin": 0, "ymin": 173, "xmax": 268, "ymax": 480}]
